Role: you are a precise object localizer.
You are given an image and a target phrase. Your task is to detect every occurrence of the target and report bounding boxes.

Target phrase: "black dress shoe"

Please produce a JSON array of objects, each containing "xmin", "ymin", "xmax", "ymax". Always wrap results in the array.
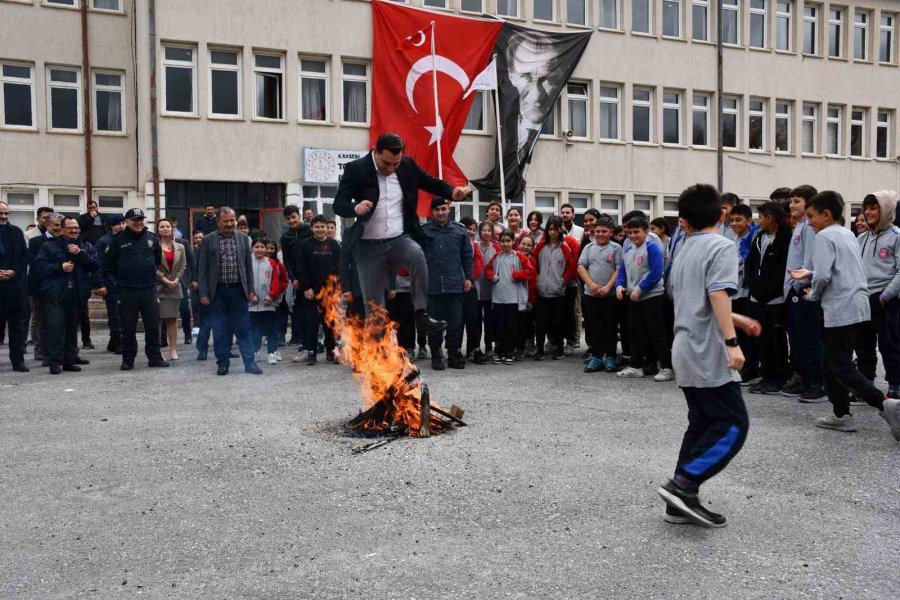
[
  {"xmin": 62, "ymin": 364, "xmax": 82, "ymax": 372},
  {"xmin": 184, "ymin": 335, "xmax": 193, "ymax": 345},
  {"xmin": 41, "ymin": 359, "xmax": 50, "ymax": 367},
  {"xmin": 447, "ymin": 352, "xmax": 466, "ymax": 369},
  {"xmin": 73, "ymin": 357, "xmax": 90, "ymax": 365},
  {"xmin": 416, "ymin": 313, "xmax": 447, "ymax": 335},
  {"xmin": 12, "ymin": 364, "xmax": 30, "ymax": 373},
  {"xmin": 217, "ymin": 365, "xmax": 229, "ymax": 376},
  {"xmin": 431, "ymin": 356, "xmax": 445, "ymax": 371},
  {"xmin": 120, "ymin": 362, "xmax": 134, "ymax": 371},
  {"xmin": 49, "ymin": 364, "xmax": 62, "ymax": 374},
  {"xmin": 148, "ymin": 359, "xmax": 170, "ymax": 368},
  {"xmin": 196, "ymin": 351, "xmax": 207, "ymax": 361},
  {"xmin": 82, "ymin": 342, "xmax": 95, "ymax": 350}
]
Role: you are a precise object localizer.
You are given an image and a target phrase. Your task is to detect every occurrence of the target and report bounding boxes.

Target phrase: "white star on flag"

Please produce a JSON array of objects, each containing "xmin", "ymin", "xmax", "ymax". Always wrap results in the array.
[{"xmin": 425, "ymin": 118, "xmax": 444, "ymax": 146}]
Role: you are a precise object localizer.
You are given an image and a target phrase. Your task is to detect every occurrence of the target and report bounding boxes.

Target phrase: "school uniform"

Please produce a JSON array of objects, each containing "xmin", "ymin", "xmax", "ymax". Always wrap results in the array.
[
  {"xmin": 476, "ymin": 241, "xmax": 500, "ymax": 353},
  {"xmin": 730, "ymin": 230, "xmax": 758, "ymax": 378},
  {"xmin": 616, "ymin": 239, "xmax": 670, "ymax": 371},
  {"xmin": 249, "ymin": 255, "xmax": 288, "ymax": 355},
  {"xmin": 784, "ymin": 219, "xmax": 824, "ymax": 389},
  {"xmin": 533, "ymin": 238, "xmax": 577, "ymax": 358},
  {"xmin": 462, "ymin": 239, "xmax": 484, "ymax": 358},
  {"xmin": 485, "ymin": 250, "xmax": 534, "ymax": 357},
  {"xmin": 578, "ymin": 240, "xmax": 622, "ymax": 360}
]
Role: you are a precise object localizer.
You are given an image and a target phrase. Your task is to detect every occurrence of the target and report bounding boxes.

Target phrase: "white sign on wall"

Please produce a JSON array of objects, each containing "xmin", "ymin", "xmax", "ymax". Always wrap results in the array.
[{"xmin": 302, "ymin": 148, "xmax": 368, "ymax": 184}]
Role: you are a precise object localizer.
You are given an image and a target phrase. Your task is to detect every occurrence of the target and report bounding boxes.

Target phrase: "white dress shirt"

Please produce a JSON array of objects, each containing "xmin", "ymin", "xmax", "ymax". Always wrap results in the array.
[{"xmin": 361, "ymin": 153, "xmax": 404, "ymax": 240}]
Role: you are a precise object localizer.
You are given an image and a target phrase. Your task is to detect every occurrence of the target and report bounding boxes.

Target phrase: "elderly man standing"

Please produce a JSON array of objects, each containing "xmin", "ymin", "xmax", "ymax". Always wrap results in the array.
[
  {"xmin": 197, "ymin": 207, "xmax": 261, "ymax": 376},
  {"xmin": 334, "ymin": 132, "xmax": 470, "ymax": 332},
  {"xmin": 0, "ymin": 201, "xmax": 30, "ymax": 372}
]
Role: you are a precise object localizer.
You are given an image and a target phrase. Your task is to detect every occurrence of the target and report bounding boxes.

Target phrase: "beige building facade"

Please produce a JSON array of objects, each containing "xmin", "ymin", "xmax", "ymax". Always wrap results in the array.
[{"xmin": 2, "ymin": 0, "xmax": 898, "ymax": 235}]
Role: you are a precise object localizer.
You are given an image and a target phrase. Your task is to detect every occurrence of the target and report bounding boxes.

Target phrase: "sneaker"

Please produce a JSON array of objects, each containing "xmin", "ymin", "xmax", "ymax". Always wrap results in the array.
[
  {"xmin": 880, "ymin": 398, "xmax": 900, "ymax": 441},
  {"xmin": 503, "ymin": 356, "xmax": 514, "ymax": 366},
  {"xmin": 533, "ymin": 352, "xmax": 545, "ymax": 362},
  {"xmin": 492, "ymin": 353, "xmax": 503, "ymax": 364},
  {"xmin": 416, "ymin": 347, "xmax": 429, "ymax": 361},
  {"xmin": 888, "ymin": 385, "xmax": 900, "ymax": 400},
  {"xmin": 604, "ymin": 357, "xmax": 617, "ymax": 372},
  {"xmin": 472, "ymin": 350, "xmax": 491, "ymax": 365},
  {"xmin": 798, "ymin": 386, "xmax": 827, "ymax": 403},
  {"xmin": 148, "ymin": 359, "xmax": 170, "ymax": 368},
  {"xmin": 563, "ymin": 343, "xmax": 574, "ymax": 356},
  {"xmin": 657, "ymin": 480, "xmax": 726, "ymax": 528},
  {"xmin": 780, "ymin": 376, "xmax": 807, "ymax": 397},
  {"xmin": 663, "ymin": 503, "xmax": 725, "ymax": 526},
  {"xmin": 762, "ymin": 379, "xmax": 787, "ymax": 395},
  {"xmin": 582, "ymin": 352, "xmax": 594, "ymax": 364},
  {"xmin": 749, "ymin": 379, "xmax": 770, "ymax": 394},
  {"xmin": 654, "ymin": 368, "xmax": 675, "ymax": 382},
  {"xmin": 326, "ymin": 352, "xmax": 338, "ymax": 364},
  {"xmin": 544, "ymin": 342, "xmax": 557, "ymax": 354},
  {"xmin": 244, "ymin": 364, "xmax": 263, "ymax": 375},
  {"xmin": 82, "ymin": 341, "xmax": 95, "ymax": 350},
  {"xmin": 273, "ymin": 351, "xmax": 283, "ymax": 362},
  {"xmin": 267, "ymin": 353, "xmax": 278, "ymax": 365},
  {"xmin": 584, "ymin": 356, "xmax": 604, "ymax": 373},
  {"xmin": 431, "ymin": 356, "xmax": 445, "ymax": 371},
  {"xmin": 305, "ymin": 350, "xmax": 317, "ymax": 366},
  {"xmin": 815, "ymin": 413, "xmax": 857, "ymax": 432},
  {"xmin": 552, "ymin": 351, "xmax": 564, "ymax": 360},
  {"xmin": 617, "ymin": 366, "xmax": 645, "ymax": 378},
  {"xmin": 573, "ymin": 340, "xmax": 581, "ymax": 349},
  {"xmin": 514, "ymin": 351, "xmax": 524, "ymax": 362},
  {"xmin": 740, "ymin": 370, "xmax": 762, "ymax": 386},
  {"xmin": 524, "ymin": 347, "xmax": 537, "ymax": 358},
  {"xmin": 292, "ymin": 354, "xmax": 304, "ymax": 363}
]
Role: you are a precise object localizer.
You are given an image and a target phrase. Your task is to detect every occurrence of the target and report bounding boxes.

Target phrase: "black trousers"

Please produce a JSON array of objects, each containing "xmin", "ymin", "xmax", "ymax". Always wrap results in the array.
[
  {"xmin": 427, "ymin": 293, "xmax": 463, "ymax": 354},
  {"xmin": 675, "ymin": 382, "xmax": 749, "ymax": 492},
  {"xmin": 563, "ymin": 285, "xmax": 578, "ymax": 345},
  {"xmin": 80, "ymin": 301, "xmax": 91, "ymax": 344},
  {"xmin": 179, "ymin": 284, "xmax": 192, "ymax": 336},
  {"xmin": 301, "ymin": 296, "xmax": 335, "ymax": 356},
  {"xmin": 535, "ymin": 295, "xmax": 565, "ymax": 354},
  {"xmin": 388, "ymin": 291, "xmax": 416, "ymax": 353},
  {"xmin": 583, "ymin": 294, "xmax": 617, "ymax": 359},
  {"xmin": 516, "ymin": 309, "xmax": 533, "ymax": 352},
  {"xmin": 615, "ymin": 296, "xmax": 630, "ymax": 358},
  {"xmin": 462, "ymin": 288, "xmax": 481, "ymax": 355},
  {"xmin": 291, "ymin": 294, "xmax": 304, "ymax": 342},
  {"xmin": 119, "ymin": 287, "xmax": 162, "ymax": 363},
  {"xmin": 492, "ymin": 303, "xmax": 519, "ymax": 356},
  {"xmin": 749, "ymin": 301, "xmax": 790, "ymax": 381},
  {"xmin": 786, "ymin": 290, "xmax": 824, "ymax": 386},
  {"xmin": 478, "ymin": 299, "xmax": 495, "ymax": 352},
  {"xmin": 855, "ymin": 294, "xmax": 900, "ymax": 386},
  {"xmin": 732, "ymin": 297, "xmax": 758, "ymax": 375},
  {"xmin": 0, "ymin": 307, "xmax": 26, "ymax": 366},
  {"xmin": 823, "ymin": 324, "xmax": 886, "ymax": 417},
  {"xmin": 628, "ymin": 295, "xmax": 671, "ymax": 369},
  {"xmin": 44, "ymin": 299, "xmax": 80, "ymax": 367},
  {"xmin": 191, "ymin": 289, "xmax": 211, "ymax": 354}
]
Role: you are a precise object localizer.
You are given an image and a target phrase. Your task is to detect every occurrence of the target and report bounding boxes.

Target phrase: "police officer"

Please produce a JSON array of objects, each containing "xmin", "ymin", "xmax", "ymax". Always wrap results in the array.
[
  {"xmin": 95, "ymin": 214, "xmax": 126, "ymax": 354},
  {"xmin": 103, "ymin": 208, "xmax": 168, "ymax": 370}
]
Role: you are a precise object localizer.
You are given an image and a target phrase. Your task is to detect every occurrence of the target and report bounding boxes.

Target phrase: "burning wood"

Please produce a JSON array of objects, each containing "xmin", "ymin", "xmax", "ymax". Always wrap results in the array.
[{"xmin": 317, "ymin": 278, "xmax": 464, "ymax": 438}]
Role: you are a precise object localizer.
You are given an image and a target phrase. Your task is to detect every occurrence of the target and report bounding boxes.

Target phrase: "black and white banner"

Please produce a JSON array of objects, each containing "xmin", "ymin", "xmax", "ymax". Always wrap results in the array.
[{"xmin": 472, "ymin": 23, "xmax": 591, "ymax": 201}]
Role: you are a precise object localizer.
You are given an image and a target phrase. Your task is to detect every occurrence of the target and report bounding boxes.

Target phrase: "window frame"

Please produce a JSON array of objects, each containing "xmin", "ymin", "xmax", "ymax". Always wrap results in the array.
[
  {"xmin": 43, "ymin": 0, "xmax": 78, "ymax": 8},
  {"xmin": 460, "ymin": 0, "xmax": 484, "ymax": 14},
  {"xmin": 599, "ymin": 194, "xmax": 623, "ymax": 224},
  {"xmin": 533, "ymin": 191, "xmax": 560, "ymax": 223},
  {"xmin": 253, "ymin": 51, "xmax": 285, "ymax": 121},
  {"xmin": 161, "ymin": 43, "xmax": 197, "ymax": 116},
  {"xmin": 854, "ymin": 10, "xmax": 869, "ymax": 61},
  {"xmin": 208, "ymin": 47, "xmax": 242, "ymax": 120},
  {"xmin": 0, "ymin": 61, "xmax": 37, "ymax": 130},
  {"xmin": 46, "ymin": 65, "xmax": 82, "ymax": 133},
  {"xmin": 849, "ymin": 107, "xmax": 866, "ymax": 158},
  {"xmin": 462, "ymin": 90, "xmax": 488, "ymax": 134},
  {"xmin": 89, "ymin": 0, "xmax": 122, "ymax": 12},
  {"xmin": 774, "ymin": 100, "xmax": 791, "ymax": 153},
  {"xmin": 880, "ymin": 13, "xmax": 896, "ymax": 64},
  {"xmin": 775, "ymin": 0, "xmax": 792, "ymax": 51},
  {"xmin": 721, "ymin": 0, "xmax": 741, "ymax": 45},
  {"xmin": 825, "ymin": 104, "xmax": 843, "ymax": 157},
  {"xmin": 691, "ymin": 0, "xmax": 710, "ymax": 41},
  {"xmin": 632, "ymin": 86, "xmax": 654, "ymax": 143},
  {"xmin": 422, "ymin": 0, "xmax": 449, "ymax": 9},
  {"xmin": 801, "ymin": 102, "xmax": 818, "ymax": 155},
  {"xmin": 50, "ymin": 189, "xmax": 85, "ymax": 215},
  {"xmin": 749, "ymin": 0, "xmax": 768, "ymax": 49},
  {"xmin": 599, "ymin": 0, "xmax": 619, "ymax": 29},
  {"xmin": 566, "ymin": 81, "xmax": 590, "ymax": 140},
  {"xmin": 662, "ymin": 0, "xmax": 682, "ymax": 38},
  {"xmin": 828, "ymin": 7, "xmax": 844, "ymax": 58},
  {"xmin": 632, "ymin": 0, "xmax": 653, "ymax": 35},
  {"xmin": 496, "ymin": 0, "xmax": 520, "ymax": 18},
  {"xmin": 803, "ymin": 3, "xmax": 819, "ymax": 54},
  {"xmin": 748, "ymin": 97, "xmax": 766, "ymax": 151},
  {"xmin": 722, "ymin": 95, "xmax": 739, "ymax": 150},
  {"xmin": 298, "ymin": 56, "xmax": 330, "ymax": 124},
  {"xmin": 540, "ymin": 99, "xmax": 560, "ymax": 137},
  {"xmin": 532, "ymin": 0, "xmax": 557, "ymax": 23},
  {"xmin": 691, "ymin": 91, "xmax": 710, "ymax": 148},
  {"xmin": 0, "ymin": 188, "xmax": 38, "ymax": 231},
  {"xmin": 661, "ymin": 89, "xmax": 682, "ymax": 145},
  {"xmin": 599, "ymin": 83, "xmax": 622, "ymax": 141},
  {"xmin": 93, "ymin": 190, "xmax": 128, "ymax": 213},
  {"xmin": 875, "ymin": 110, "xmax": 892, "ymax": 159},
  {"xmin": 92, "ymin": 69, "xmax": 126, "ymax": 134},
  {"xmin": 566, "ymin": 0, "xmax": 589, "ymax": 26},
  {"xmin": 340, "ymin": 60, "xmax": 370, "ymax": 126}
]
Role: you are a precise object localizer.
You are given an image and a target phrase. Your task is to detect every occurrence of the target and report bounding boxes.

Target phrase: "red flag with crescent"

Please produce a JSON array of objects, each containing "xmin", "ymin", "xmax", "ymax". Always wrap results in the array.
[{"xmin": 372, "ymin": 0, "xmax": 503, "ymax": 216}]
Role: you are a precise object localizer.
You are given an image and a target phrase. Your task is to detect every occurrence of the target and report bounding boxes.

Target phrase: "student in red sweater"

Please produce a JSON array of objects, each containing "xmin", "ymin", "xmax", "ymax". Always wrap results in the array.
[
  {"xmin": 532, "ymin": 216, "xmax": 578, "ymax": 360},
  {"xmin": 484, "ymin": 229, "xmax": 536, "ymax": 364}
]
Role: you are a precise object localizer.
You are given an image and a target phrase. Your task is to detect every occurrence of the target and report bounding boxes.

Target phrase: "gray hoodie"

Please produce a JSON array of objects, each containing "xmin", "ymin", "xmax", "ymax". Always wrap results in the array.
[
  {"xmin": 784, "ymin": 219, "xmax": 816, "ymax": 297},
  {"xmin": 857, "ymin": 190, "xmax": 900, "ymax": 301},
  {"xmin": 808, "ymin": 224, "xmax": 870, "ymax": 328}
]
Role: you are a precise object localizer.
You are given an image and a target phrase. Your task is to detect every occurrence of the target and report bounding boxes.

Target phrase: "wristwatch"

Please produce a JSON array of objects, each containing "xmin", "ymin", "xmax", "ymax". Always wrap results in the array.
[{"xmin": 724, "ymin": 337, "xmax": 740, "ymax": 347}]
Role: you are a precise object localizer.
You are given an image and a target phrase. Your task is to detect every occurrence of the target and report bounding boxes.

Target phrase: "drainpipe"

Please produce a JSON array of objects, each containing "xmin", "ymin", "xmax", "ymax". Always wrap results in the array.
[
  {"xmin": 148, "ymin": 0, "xmax": 161, "ymax": 218},
  {"xmin": 716, "ymin": 0, "xmax": 724, "ymax": 192},
  {"xmin": 81, "ymin": 1, "xmax": 93, "ymax": 202}
]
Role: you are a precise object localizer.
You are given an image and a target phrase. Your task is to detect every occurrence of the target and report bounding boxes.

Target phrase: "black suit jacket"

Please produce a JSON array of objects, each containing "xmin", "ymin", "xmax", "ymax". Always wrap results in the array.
[
  {"xmin": 333, "ymin": 154, "xmax": 454, "ymax": 251},
  {"xmin": 0, "ymin": 223, "xmax": 28, "ymax": 311}
]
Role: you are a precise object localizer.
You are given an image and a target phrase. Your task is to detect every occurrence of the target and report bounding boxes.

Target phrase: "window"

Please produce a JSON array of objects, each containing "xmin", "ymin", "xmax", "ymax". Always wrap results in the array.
[
  {"xmin": 775, "ymin": 101, "xmax": 791, "ymax": 152},
  {"xmin": 662, "ymin": 90, "xmax": 681, "ymax": 144},
  {"xmin": 162, "ymin": 45, "xmax": 195, "ymax": 115},
  {"xmin": 692, "ymin": 0, "xmax": 709, "ymax": 41},
  {"xmin": 722, "ymin": 0, "xmax": 740, "ymax": 44},
  {"xmin": 632, "ymin": 0, "xmax": 651, "ymax": 34},
  {"xmin": 497, "ymin": 0, "xmax": 519, "ymax": 17},
  {"xmin": 599, "ymin": 84, "xmax": 620, "ymax": 140},
  {"xmin": 826, "ymin": 104, "xmax": 842, "ymax": 155},
  {"xmin": 567, "ymin": 82, "xmax": 589, "ymax": 138},
  {"xmin": 91, "ymin": 0, "xmax": 121, "ymax": 10},
  {"xmin": 567, "ymin": 0, "xmax": 588, "ymax": 25},
  {"xmin": 801, "ymin": 103, "xmax": 817, "ymax": 153},
  {"xmin": 534, "ymin": 192, "xmax": 559, "ymax": 222},
  {"xmin": 828, "ymin": 8, "xmax": 843, "ymax": 58},
  {"xmin": 876, "ymin": 111, "xmax": 892, "ymax": 159},
  {"xmin": 632, "ymin": 87, "xmax": 652, "ymax": 142},
  {"xmin": 750, "ymin": 0, "xmax": 767, "ymax": 48},
  {"xmin": 254, "ymin": 53, "xmax": 284, "ymax": 120},
  {"xmin": 2, "ymin": 191, "xmax": 36, "ymax": 231},
  {"xmin": 634, "ymin": 195, "xmax": 654, "ymax": 217},
  {"xmin": 47, "ymin": 66, "xmax": 81, "ymax": 132},
  {"xmin": 341, "ymin": 61, "xmax": 369, "ymax": 124},
  {"xmin": 803, "ymin": 4, "xmax": 818, "ymax": 54},
  {"xmin": 600, "ymin": 195, "xmax": 622, "ymax": 223},
  {"xmin": 93, "ymin": 71, "xmax": 124, "ymax": 133},
  {"xmin": 1, "ymin": 62, "xmax": 35, "ymax": 128},
  {"xmin": 461, "ymin": 0, "xmax": 483, "ymax": 13},
  {"xmin": 463, "ymin": 91, "xmax": 486, "ymax": 132},
  {"xmin": 849, "ymin": 108, "xmax": 866, "ymax": 157},
  {"xmin": 748, "ymin": 98, "xmax": 765, "ymax": 150},
  {"xmin": 423, "ymin": 0, "xmax": 447, "ymax": 7},
  {"xmin": 880, "ymin": 14, "xmax": 895, "ymax": 63},
  {"xmin": 46, "ymin": 0, "xmax": 76, "ymax": 6},
  {"xmin": 96, "ymin": 193, "xmax": 126, "ymax": 211},
  {"xmin": 568, "ymin": 194, "xmax": 591, "ymax": 216},
  {"xmin": 533, "ymin": 0, "xmax": 555, "ymax": 21},
  {"xmin": 692, "ymin": 92, "xmax": 710, "ymax": 146},
  {"xmin": 776, "ymin": 1, "xmax": 792, "ymax": 50},
  {"xmin": 663, "ymin": 0, "xmax": 680, "ymax": 37},
  {"xmin": 299, "ymin": 58, "xmax": 328, "ymax": 122},
  {"xmin": 854, "ymin": 11, "xmax": 869, "ymax": 60},
  {"xmin": 599, "ymin": 0, "xmax": 618, "ymax": 28},
  {"xmin": 722, "ymin": 95, "xmax": 738, "ymax": 149},
  {"xmin": 209, "ymin": 49, "xmax": 241, "ymax": 118},
  {"xmin": 52, "ymin": 191, "xmax": 82, "ymax": 214},
  {"xmin": 540, "ymin": 100, "xmax": 558, "ymax": 136}
]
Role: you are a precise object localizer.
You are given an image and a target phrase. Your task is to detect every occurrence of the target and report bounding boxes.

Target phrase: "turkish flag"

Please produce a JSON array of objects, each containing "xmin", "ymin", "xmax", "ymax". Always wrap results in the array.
[{"xmin": 371, "ymin": 0, "xmax": 503, "ymax": 216}]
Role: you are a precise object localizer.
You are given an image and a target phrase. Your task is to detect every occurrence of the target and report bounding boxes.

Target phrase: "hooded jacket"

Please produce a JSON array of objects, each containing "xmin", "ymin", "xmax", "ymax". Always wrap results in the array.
[{"xmin": 858, "ymin": 190, "xmax": 900, "ymax": 301}]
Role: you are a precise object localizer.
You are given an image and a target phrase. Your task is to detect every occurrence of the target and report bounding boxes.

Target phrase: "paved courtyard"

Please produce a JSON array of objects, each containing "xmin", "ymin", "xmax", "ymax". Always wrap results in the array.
[{"xmin": 1, "ymin": 333, "xmax": 898, "ymax": 599}]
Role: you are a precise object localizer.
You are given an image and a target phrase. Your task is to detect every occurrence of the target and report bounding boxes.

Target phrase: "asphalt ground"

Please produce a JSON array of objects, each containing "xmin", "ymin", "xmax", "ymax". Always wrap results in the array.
[{"xmin": 1, "ymin": 332, "xmax": 898, "ymax": 599}]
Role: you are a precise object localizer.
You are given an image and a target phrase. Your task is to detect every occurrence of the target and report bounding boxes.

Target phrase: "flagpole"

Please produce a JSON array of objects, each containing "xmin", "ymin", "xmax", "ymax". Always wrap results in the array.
[
  {"xmin": 429, "ymin": 20, "xmax": 443, "ymax": 180},
  {"xmin": 491, "ymin": 54, "xmax": 506, "ymax": 215}
]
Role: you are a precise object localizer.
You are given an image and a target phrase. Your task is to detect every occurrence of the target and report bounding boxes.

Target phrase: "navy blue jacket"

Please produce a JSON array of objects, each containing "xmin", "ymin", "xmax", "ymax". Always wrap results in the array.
[
  {"xmin": 0, "ymin": 223, "xmax": 28, "ymax": 311},
  {"xmin": 421, "ymin": 220, "xmax": 474, "ymax": 295},
  {"xmin": 103, "ymin": 227, "xmax": 162, "ymax": 290},
  {"xmin": 95, "ymin": 231, "xmax": 117, "ymax": 289},
  {"xmin": 33, "ymin": 236, "xmax": 100, "ymax": 304}
]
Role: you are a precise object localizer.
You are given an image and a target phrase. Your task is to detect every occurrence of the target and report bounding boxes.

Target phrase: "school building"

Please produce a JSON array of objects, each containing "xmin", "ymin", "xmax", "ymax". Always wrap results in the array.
[{"xmin": 1, "ymin": 0, "xmax": 898, "ymax": 237}]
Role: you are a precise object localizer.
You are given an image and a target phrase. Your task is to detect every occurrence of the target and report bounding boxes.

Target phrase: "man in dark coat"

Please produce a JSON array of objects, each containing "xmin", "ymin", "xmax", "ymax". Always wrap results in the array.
[
  {"xmin": 333, "ymin": 132, "xmax": 470, "ymax": 334},
  {"xmin": 193, "ymin": 204, "xmax": 219, "ymax": 235},
  {"xmin": 95, "ymin": 214, "xmax": 126, "ymax": 353},
  {"xmin": 0, "ymin": 201, "xmax": 30, "ymax": 371},
  {"xmin": 77, "ymin": 199, "xmax": 110, "ymax": 245},
  {"xmin": 27, "ymin": 212, "xmax": 65, "ymax": 363}
]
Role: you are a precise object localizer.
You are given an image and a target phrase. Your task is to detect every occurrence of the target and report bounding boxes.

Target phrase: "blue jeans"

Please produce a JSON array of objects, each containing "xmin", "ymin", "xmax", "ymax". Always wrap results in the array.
[
  {"xmin": 192, "ymin": 289, "xmax": 211, "ymax": 354},
  {"xmin": 210, "ymin": 284, "xmax": 256, "ymax": 369},
  {"xmin": 250, "ymin": 311, "xmax": 278, "ymax": 354}
]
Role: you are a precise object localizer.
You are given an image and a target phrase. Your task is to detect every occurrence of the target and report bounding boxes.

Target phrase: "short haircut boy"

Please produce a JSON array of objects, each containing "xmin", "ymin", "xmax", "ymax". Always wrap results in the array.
[
  {"xmin": 459, "ymin": 216, "xmax": 477, "ymax": 228},
  {"xmin": 789, "ymin": 185, "xmax": 818, "ymax": 202},
  {"xmin": 650, "ymin": 217, "xmax": 671, "ymax": 236},
  {"xmin": 625, "ymin": 217, "xmax": 649, "ymax": 230},
  {"xmin": 770, "ymin": 187, "xmax": 792, "ymax": 201},
  {"xmin": 721, "ymin": 192, "xmax": 742, "ymax": 207},
  {"xmin": 677, "ymin": 183, "xmax": 721, "ymax": 229},
  {"xmin": 310, "ymin": 214, "xmax": 328, "ymax": 227},
  {"xmin": 757, "ymin": 201, "xmax": 786, "ymax": 223},
  {"xmin": 498, "ymin": 229, "xmax": 515, "ymax": 241},
  {"xmin": 807, "ymin": 191, "xmax": 844, "ymax": 223},
  {"xmin": 730, "ymin": 204, "xmax": 753, "ymax": 220},
  {"xmin": 283, "ymin": 205, "xmax": 300, "ymax": 217},
  {"xmin": 596, "ymin": 215, "xmax": 616, "ymax": 230}
]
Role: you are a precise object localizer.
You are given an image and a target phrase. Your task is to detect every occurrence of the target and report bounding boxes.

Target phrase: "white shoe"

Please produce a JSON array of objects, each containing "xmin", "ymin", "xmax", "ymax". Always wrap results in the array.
[
  {"xmin": 880, "ymin": 398, "xmax": 900, "ymax": 441},
  {"xmin": 617, "ymin": 366, "xmax": 645, "ymax": 378},
  {"xmin": 273, "ymin": 351, "xmax": 283, "ymax": 362},
  {"xmin": 654, "ymin": 368, "xmax": 675, "ymax": 382},
  {"xmin": 267, "ymin": 353, "xmax": 278, "ymax": 365},
  {"xmin": 292, "ymin": 354, "xmax": 304, "ymax": 363},
  {"xmin": 815, "ymin": 413, "xmax": 857, "ymax": 432}
]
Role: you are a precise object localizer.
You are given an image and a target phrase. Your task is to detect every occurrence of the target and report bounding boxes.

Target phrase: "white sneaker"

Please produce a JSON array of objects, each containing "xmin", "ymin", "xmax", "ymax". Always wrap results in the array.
[
  {"xmin": 292, "ymin": 354, "xmax": 304, "ymax": 363},
  {"xmin": 273, "ymin": 351, "xmax": 283, "ymax": 362},
  {"xmin": 815, "ymin": 413, "xmax": 857, "ymax": 432},
  {"xmin": 563, "ymin": 343, "xmax": 574, "ymax": 356},
  {"xmin": 654, "ymin": 368, "xmax": 675, "ymax": 382},
  {"xmin": 880, "ymin": 398, "xmax": 900, "ymax": 441},
  {"xmin": 267, "ymin": 353, "xmax": 278, "ymax": 365},
  {"xmin": 617, "ymin": 366, "xmax": 645, "ymax": 378}
]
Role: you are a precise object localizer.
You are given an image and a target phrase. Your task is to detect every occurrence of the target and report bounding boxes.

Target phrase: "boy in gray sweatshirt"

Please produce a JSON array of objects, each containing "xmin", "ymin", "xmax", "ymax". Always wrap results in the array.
[{"xmin": 790, "ymin": 191, "xmax": 900, "ymax": 439}]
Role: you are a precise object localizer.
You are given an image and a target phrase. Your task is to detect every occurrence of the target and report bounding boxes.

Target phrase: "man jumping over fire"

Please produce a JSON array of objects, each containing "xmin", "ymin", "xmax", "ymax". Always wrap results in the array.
[{"xmin": 334, "ymin": 132, "xmax": 471, "ymax": 334}]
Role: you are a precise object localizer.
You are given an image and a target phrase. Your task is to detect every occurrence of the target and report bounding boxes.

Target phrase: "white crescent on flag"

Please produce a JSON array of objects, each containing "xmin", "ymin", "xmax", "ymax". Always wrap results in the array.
[{"xmin": 404, "ymin": 55, "xmax": 470, "ymax": 114}]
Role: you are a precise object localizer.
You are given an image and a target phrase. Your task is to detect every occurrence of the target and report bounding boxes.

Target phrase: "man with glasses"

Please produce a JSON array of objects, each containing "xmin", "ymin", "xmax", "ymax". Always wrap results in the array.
[{"xmin": 0, "ymin": 201, "xmax": 30, "ymax": 372}]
